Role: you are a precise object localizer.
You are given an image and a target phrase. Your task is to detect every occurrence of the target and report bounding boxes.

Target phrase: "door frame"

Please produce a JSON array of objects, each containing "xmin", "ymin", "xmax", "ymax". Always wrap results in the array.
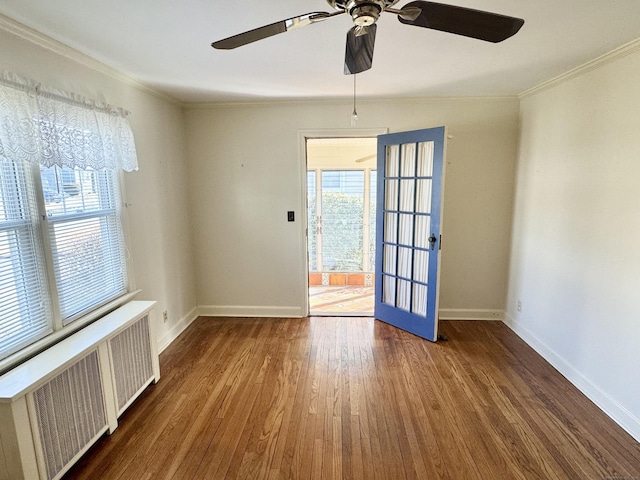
[{"xmin": 298, "ymin": 128, "xmax": 388, "ymax": 315}]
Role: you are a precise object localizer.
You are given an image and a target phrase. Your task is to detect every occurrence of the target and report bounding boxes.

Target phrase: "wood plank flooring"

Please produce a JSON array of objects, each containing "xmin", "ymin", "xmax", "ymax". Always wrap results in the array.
[{"xmin": 63, "ymin": 318, "xmax": 640, "ymax": 479}]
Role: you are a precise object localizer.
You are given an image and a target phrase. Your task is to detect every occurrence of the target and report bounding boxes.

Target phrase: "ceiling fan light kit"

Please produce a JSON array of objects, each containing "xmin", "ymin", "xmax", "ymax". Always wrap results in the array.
[{"xmin": 212, "ymin": 1, "xmax": 524, "ymax": 74}]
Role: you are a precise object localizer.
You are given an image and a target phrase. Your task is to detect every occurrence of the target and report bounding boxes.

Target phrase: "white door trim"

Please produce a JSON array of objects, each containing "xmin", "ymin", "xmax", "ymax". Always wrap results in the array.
[{"xmin": 298, "ymin": 128, "xmax": 388, "ymax": 315}]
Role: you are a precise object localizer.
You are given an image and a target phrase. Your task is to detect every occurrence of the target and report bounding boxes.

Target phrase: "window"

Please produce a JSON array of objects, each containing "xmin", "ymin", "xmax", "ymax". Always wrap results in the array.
[
  {"xmin": 0, "ymin": 162, "xmax": 128, "ymax": 361},
  {"xmin": 307, "ymin": 169, "xmax": 377, "ymax": 273},
  {"xmin": 0, "ymin": 74, "xmax": 138, "ymax": 364},
  {"xmin": 321, "ymin": 170, "xmax": 365, "ymax": 271},
  {"xmin": 41, "ymin": 166, "xmax": 127, "ymax": 323},
  {"xmin": 0, "ymin": 158, "xmax": 52, "ymax": 358}
]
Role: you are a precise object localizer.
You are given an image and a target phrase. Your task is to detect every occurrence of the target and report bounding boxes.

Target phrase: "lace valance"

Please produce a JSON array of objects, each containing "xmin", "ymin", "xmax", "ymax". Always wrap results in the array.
[{"xmin": 0, "ymin": 73, "xmax": 138, "ymax": 172}]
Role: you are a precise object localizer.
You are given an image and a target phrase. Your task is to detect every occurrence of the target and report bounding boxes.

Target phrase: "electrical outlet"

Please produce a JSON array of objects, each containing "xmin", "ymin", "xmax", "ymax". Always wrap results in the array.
[
  {"xmin": 163, "ymin": 310, "xmax": 168, "ymax": 323},
  {"xmin": 517, "ymin": 301, "xmax": 522, "ymax": 313}
]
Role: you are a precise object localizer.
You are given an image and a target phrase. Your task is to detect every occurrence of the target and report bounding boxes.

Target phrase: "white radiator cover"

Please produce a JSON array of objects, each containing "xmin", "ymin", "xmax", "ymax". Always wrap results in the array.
[
  {"xmin": 33, "ymin": 351, "xmax": 108, "ymax": 480},
  {"xmin": 110, "ymin": 315, "xmax": 154, "ymax": 414},
  {"xmin": 0, "ymin": 301, "xmax": 158, "ymax": 480}
]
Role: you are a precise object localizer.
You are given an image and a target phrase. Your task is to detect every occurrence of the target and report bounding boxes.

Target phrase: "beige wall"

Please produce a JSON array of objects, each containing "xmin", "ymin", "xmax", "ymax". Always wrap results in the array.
[
  {"xmin": 0, "ymin": 26, "xmax": 198, "ymax": 349},
  {"xmin": 506, "ymin": 45, "xmax": 640, "ymax": 439},
  {"xmin": 184, "ymin": 98, "xmax": 520, "ymax": 317}
]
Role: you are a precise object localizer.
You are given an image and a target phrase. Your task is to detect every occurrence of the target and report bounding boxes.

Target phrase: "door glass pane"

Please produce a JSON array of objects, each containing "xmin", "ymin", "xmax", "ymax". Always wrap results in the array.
[
  {"xmin": 383, "ymin": 244, "xmax": 396, "ymax": 275},
  {"xmin": 414, "ymin": 249, "xmax": 429, "ymax": 283},
  {"xmin": 398, "ymin": 247, "xmax": 412, "ymax": 279},
  {"xmin": 412, "ymin": 284, "xmax": 427, "ymax": 316},
  {"xmin": 416, "ymin": 179, "xmax": 432, "ymax": 213},
  {"xmin": 417, "ymin": 142, "xmax": 434, "ymax": 177},
  {"xmin": 401, "ymin": 143, "xmax": 416, "ymax": 177},
  {"xmin": 385, "ymin": 146, "xmax": 399, "ymax": 177},
  {"xmin": 383, "ymin": 274, "xmax": 396, "ymax": 306},
  {"xmin": 415, "ymin": 215, "xmax": 431, "ymax": 249},
  {"xmin": 321, "ymin": 171, "xmax": 364, "ymax": 271},
  {"xmin": 385, "ymin": 179, "xmax": 398, "ymax": 211},
  {"xmin": 384, "ymin": 212, "xmax": 397, "ymax": 243},
  {"xmin": 399, "ymin": 179, "xmax": 414, "ymax": 212},
  {"xmin": 397, "ymin": 279, "xmax": 411, "ymax": 311},
  {"xmin": 398, "ymin": 214, "xmax": 413, "ymax": 246}
]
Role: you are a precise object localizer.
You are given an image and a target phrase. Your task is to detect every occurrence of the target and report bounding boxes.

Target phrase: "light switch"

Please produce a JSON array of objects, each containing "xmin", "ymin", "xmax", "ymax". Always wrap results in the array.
[{"xmin": 287, "ymin": 211, "xmax": 295, "ymax": 222}]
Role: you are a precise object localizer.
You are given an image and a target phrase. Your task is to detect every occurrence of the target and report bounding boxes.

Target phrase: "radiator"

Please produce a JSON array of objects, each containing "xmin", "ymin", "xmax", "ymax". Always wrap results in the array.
[
  {"xmin": 110, "ymin": 315, "xmax": 154, "ymax": 414},
  {"xmin": 32, "ymin": 351, "xmax": 108, "ymax": 480},
  {"xmin": 0, "ymin": 301, "xmax": 158, "ymax": 480}
]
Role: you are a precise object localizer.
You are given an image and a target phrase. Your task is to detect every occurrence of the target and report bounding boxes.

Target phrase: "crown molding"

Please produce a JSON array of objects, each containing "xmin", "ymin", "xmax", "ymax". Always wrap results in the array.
[
  {"xmin": 519, "ymin": 37, "xmax": 640, "ymax": 99},
  {"xmin": 0, "ymin": 13, "xmax": 181, "ymax": 106},
  {"xmin": 184, "ymin": 94, "xmax": 519, "ymax": 110}
]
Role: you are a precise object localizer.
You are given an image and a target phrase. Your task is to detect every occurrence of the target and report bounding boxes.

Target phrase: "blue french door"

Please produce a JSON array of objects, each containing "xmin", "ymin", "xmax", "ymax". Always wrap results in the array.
[{"xmin": 374, "ymin": 127, "xmax": 445, "ymax": 341}]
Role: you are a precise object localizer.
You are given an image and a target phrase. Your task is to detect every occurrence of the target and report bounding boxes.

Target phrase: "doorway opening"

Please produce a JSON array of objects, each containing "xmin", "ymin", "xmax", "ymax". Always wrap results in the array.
[{"xmin": 306, "ymin": 137, "xmax": 377, "ymax": 316}]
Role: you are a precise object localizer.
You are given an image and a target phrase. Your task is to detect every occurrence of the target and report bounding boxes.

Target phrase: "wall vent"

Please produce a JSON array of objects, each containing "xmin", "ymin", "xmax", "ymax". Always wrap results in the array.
[
  {"xmin": 109, "ymin": 314, "xmax": 154, "ymax": 413},
  {"xmin": 32, "ymin": 350, "xmax": 107, "ymax": 480}
]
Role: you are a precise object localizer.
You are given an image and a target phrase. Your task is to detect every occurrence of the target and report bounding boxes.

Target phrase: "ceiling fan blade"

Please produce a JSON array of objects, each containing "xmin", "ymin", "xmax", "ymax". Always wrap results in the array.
[
  {"xmin": 212, "ymin": 11, "xmax": 343, "ymax": 49},
  {"xmin": 344, "ymin": 24, "xmax": 377, "ymax": 75},
  {"xmin": 355, "ymin": 153, "xmax": 377, "ymax": 163},
  {"xmin": 397, "ymin": 1, "xmax": 524, "ymax": 43}
]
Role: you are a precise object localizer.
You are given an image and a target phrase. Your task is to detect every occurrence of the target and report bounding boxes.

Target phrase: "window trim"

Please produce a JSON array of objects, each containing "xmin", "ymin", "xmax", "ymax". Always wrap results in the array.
[{"xmin": 298, "ymin": 128, "xmax": 388, "ymax": 316}]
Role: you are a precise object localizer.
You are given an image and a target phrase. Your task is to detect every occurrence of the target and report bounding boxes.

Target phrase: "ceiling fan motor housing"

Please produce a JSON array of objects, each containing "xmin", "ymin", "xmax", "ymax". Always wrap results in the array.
[
  {"xmin": 326, "ymin": 0, "xmax": 399, "ymax": 8},
  {"xmin": 327, "ymin": 0, "xmax": 400, "ymax": 25}
]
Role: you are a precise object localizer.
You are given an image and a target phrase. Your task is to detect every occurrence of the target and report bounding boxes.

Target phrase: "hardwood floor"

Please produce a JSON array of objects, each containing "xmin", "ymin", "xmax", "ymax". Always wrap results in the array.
[{"xmin": 64, "ymin": 317, "xmax": 640, "ymax": 479}]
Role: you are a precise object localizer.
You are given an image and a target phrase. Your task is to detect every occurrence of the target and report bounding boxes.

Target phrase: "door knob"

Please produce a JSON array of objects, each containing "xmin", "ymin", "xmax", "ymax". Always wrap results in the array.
[{"xmin": 428, "ymin": 234, "xmax": 437, "ymax": 250}]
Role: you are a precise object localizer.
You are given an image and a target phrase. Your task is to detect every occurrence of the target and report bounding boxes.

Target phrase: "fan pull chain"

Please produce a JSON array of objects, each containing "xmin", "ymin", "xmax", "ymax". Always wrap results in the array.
[{"xmin": 351, "ymin": 74, "xmax": 358, "ymax": 127}]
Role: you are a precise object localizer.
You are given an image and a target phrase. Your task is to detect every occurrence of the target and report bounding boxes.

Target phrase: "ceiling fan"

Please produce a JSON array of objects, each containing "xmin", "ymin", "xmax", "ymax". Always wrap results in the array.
[{"xmin": 211, "ymin": 1, "xmax": 524, "ymax": 75}]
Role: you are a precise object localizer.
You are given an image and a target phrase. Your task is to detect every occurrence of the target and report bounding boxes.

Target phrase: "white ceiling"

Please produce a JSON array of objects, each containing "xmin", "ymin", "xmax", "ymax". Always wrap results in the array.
[{"xmin": 1, "ymin": 0, "xmax": 639, "ymax": 104}]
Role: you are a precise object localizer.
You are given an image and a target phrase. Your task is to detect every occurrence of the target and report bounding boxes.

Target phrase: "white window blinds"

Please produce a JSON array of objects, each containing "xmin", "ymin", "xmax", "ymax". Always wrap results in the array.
[
  {"xmin": 41, "ymin": 166, "xmax": 127, "ymax": 323},
  {"xmin": 0, "ymin": 157, "xmax": 52, "ymax": 358}
]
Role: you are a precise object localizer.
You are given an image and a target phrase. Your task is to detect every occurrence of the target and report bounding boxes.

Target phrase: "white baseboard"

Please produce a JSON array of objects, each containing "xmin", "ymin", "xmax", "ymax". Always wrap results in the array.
[
  {"xmin": 157, "ymin": 306, "xmax": 199, "ymax": 354},
  {"xmin": 503, "ymin": 312, "xmax": 640, "ymax": 443},
  {"xmin": 439, "ymin": 308, "xmax": 504, "ymax": 321},
  {"xmin": 196, "ymin": 307, "xmax": 502, "ymax": 321},
  {"xmin": 197, "ymin": 305, "xmax": 306, "ymax": 318}
]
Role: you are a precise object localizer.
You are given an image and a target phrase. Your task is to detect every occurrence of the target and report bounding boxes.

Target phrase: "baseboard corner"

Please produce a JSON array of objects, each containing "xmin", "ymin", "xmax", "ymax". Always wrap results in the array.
[{"xmin": 157, "ymin": 306, "xmax": 199, "ymax": 354}]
